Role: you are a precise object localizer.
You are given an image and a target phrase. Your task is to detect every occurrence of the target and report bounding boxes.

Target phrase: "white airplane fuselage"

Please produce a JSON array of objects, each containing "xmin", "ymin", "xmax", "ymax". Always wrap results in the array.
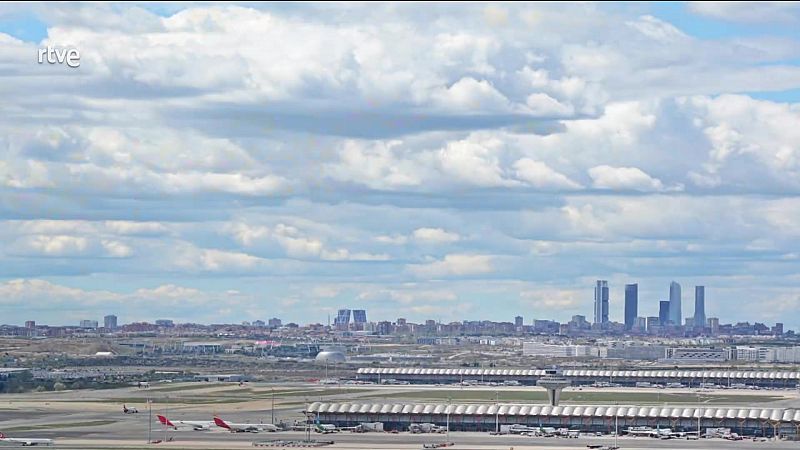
[{"xmin": 0, "ymin": 433, "xmax": 54, "ymax": 446}]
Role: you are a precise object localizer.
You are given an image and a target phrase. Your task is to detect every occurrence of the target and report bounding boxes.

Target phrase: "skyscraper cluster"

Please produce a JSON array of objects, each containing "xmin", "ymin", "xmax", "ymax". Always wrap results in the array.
[
  {"xmin": 593, "ymin": 280, "xmax": 707, "ymax": 331},
  {"xmin": 333, "ymin": 308, "xmax": 368, "ymax": 331}
]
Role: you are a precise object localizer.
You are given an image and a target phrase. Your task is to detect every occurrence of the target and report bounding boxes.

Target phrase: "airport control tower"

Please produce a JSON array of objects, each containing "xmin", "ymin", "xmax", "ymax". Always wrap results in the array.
[{"xmin": 536, "ymin": 367, "xmax": 571, "ymax": 406}]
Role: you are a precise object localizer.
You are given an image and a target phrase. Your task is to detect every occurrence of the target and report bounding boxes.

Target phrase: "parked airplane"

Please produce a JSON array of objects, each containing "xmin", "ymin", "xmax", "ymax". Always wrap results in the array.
[
  {"xmin": 408, "ymin": 423, "xmax": 445, "ymax": 434},
  {"xmin": 499, "ymin": 424, "xmax": 540, "ymax": 435},
  {"xmin": 626, "ymin": 426, "xmax": 658, "ymax": 437},
  {"xmin": 625, "ymin": 426, "xmax": 684, "ymax": 439},
  {"xmin": 157, "ymin": 415, "xmax": 213, "ymax": 431},
  {"xmin": 539, "ymin": 427, "xmax": 558, "ymax": 437},
  {"xmin": 213, "ymin": 417, "xmax": 278, "ymax": 433},
  {"xmin": 0, "ymin": 432, "xmax": 54, "ymax": 446},
  {"xmin": 123, "ymin": 404, "xmax": 138, "ymax": 414},
  {"xmin": 314, "ymin": 424, "xmax": 339, "ymax": 434}
]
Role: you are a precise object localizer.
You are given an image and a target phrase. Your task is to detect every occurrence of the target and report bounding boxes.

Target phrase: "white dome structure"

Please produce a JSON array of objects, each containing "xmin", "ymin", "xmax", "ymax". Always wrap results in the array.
[{"xmin": 315, "ymin": 350, "xmax": 346, "ymax": 364}]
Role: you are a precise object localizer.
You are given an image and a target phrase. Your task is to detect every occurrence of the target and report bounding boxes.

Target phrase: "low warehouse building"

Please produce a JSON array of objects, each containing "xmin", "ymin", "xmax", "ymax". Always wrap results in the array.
[{"xmin": 306, "ymin": 402, "xmax": 800, "ymax": 438}]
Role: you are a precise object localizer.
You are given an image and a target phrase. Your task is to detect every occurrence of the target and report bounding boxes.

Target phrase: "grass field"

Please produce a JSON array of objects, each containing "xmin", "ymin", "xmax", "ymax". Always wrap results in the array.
[
  {"xmin": 86, "ymin": 397, "xmax": 253, "ymax": 405},
  {"xmin": 72, "ymin": 387, "xmax": 367, "ymax": 406},
  {"xmin": 146, "ymin": 384, "xmax": 233, "ymax": 393},
  {"xmin": 143, "ymin": 384, "xmax": 367, "ymax": 398},
  {"xmin": 365, "ymin": 389, "xmax": 785, "ymax": 405},
  {"xmin": 2, "ymin": 420, "xmax": 116, "ymax": 432},
  {"xmin": 252, "ymin": 388, "xmax": 367, "ymax": 397}
]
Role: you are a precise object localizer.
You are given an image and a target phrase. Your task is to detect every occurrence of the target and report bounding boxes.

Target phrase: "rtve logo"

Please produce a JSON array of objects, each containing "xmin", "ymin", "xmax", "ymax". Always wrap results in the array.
[{"xmin": 38, "ymin": 46, "xmax": 80, "ymax": 68}]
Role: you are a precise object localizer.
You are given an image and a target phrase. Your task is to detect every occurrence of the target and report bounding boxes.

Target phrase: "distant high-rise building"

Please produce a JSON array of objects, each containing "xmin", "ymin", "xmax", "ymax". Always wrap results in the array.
[
  {"xmin": 633, "ymin": 316, "xmax": 646, "ymax": 331},
  {"xmin": 567, "ymin": 315, "xmax": 590, "ymax": 331},
  {"xmin": 694, "ymin": 286, "xmax": 706, "ymax": 328},
  {"xmin": 515, "ymin": 316, "xmax": 523, "ymax": 327},
  {"xmin": 334, "ymin": 309, "xmax": 351, "ymax": 329},
  {"xmin": 376, "ymin": 321, "xmax": 393, "ymax": 335},
  {"xmin": 25, "ymin": 320, "xmax": 35, "ymax": 329},
  {"xmin": 624, "ymin": 284, "xmax": 638, "ymax": 330},
  {"xmin": 80, "ymin": 319, "xmax": 98, "ymax": 329},
  {"xmin": 659, "ymin": 301, "xmax": 670, "ymax": 326},
  {"xmin": 104, "ymin": 315, "xmax": 118, "ymax": 330},
  {"xmin": 353, "ymin": 310, "xmax": 367, "ymax": 324},
  {"xmin": 253, "ymin": 320, "xmax": 266, "ymax": 327},
  {"xmin": 268, "ymin": 318, "xmax": 282, "ymax": 328},
  {"xmin": 593, "ymin": 280, "xmax": 609, "ymax": 325},
  {"xmin": 708, "ymin": 317, "xmax": 720, "ymax": 335},
  {"xmin": 669, "ymin": 281, "xmax": 682, "ymax": 325},
  {"xmin": 351, "ymin": 309, "xmax": 367, "ymax": 331},
  {"xmin": 646, "ymin": 316, "xmax": 660, "ymax": 332},
  {"xmin": 155, "ymin": 319, "xmax": 174, "ymax": 327}
]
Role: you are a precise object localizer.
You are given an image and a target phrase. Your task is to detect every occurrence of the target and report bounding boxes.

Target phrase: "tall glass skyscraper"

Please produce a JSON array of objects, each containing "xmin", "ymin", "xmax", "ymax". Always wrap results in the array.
[
  {"xmin": 694, "ymin": 286, "xmax": 706, "ymax": 328},
  {"xmin": 353, "ymin": 309, "xmax": 367, "ymax": 324},
  {"xmin": 669, "ymin": 281, "xmax": 682, "ymax": 325},
  {"xmin": 334, "ymin": 309, "xmax": 351, "ymax": 327},
  {"xmin": 659, "ymin": 301, "xmax": 670, "ymax": 326},
  {"xmin": 624, "ymin": 284, "xmax": 638, "ymax": 330},
  {"xmin": 593, "ymin": 280, "xmax": 609, "ymax": 325}
]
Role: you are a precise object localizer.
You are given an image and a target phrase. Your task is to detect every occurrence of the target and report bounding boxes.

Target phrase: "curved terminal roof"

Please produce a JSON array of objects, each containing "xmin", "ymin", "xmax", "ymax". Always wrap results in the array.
[
  {"xmin": 357, "ymin": 367, "xmax": 800, "ymax": 380},
  {"xmin": 306, "ymin": 402, "xmax": 800, "ymax": 423}
]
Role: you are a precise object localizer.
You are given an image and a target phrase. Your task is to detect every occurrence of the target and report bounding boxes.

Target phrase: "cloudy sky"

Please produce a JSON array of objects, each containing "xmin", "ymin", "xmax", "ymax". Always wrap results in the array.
[{"xmin": 1, "ymin": 2, "xmax": 799, "ymax": 328}]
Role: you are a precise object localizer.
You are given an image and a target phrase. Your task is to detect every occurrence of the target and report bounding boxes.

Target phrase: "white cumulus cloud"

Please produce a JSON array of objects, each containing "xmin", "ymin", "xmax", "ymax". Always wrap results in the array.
[{"xmin": 407, "ymin": 254, "xmax": 494, "ymax": 278}]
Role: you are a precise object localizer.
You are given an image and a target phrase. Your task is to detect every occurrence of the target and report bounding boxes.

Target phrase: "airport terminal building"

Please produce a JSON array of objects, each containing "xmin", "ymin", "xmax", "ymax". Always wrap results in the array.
[
  {"xmin": 356, "ymin": 367, "xmax": 800, "ymax": 388},
  {"xmin": 306, "ymin": 402, "xmax": 800, "ymax": 438}
]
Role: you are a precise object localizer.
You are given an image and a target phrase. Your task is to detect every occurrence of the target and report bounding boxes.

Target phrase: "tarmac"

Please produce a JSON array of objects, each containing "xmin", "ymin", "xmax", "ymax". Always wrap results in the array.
[
  {"xmin": 1, "ymin": 431, "xmax": 798, "ymax": 450},
  {"xmin": 0, "ymin": 382, "xmax": 798, "ymax": 449}
]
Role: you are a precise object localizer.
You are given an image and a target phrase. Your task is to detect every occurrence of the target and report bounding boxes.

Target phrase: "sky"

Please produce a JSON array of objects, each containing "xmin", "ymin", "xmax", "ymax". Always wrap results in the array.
[{"xmin": 1, "ymin": 2, "xmax": 800, "ymax": 328}]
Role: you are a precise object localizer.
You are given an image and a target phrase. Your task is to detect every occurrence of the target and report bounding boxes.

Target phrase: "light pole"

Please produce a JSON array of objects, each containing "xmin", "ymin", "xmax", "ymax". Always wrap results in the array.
[
  {"xmin": 164, "ymin": 395, "xmax": 169, "ymax": 443},
  {"xmin": 613, "ymin": 402, "xmax": 618, "ymax": 449},
  {"xmin": 446, "ymin": 397, "xmax": 451, "ymax": 442},
  {"xmin": 495, "ymin": 391, "xmax": 499, "ymax": 434},
  {"xmin": 271, "ymin": 388, "xmax": 275, "ymax": 424},
  {"xmin": 304, "ymin": 398, "xmax": 312, "ymax": 443},
  {"xmin": 147, "ymin": 398, "xmax": 152, "ymax": 444},
  {"xmin": 697, "ymin": 392, "xmax": 701, "ymax": 440}
]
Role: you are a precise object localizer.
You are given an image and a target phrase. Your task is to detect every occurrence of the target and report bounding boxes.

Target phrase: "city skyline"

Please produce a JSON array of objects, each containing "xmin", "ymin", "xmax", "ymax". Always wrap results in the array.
[
  {"xmin": 1, "ymin": 3, "xmax": 800, "ymax": 328},
  {"xmin": 5, "ymin": 280, "xmax": 721, "ymax": 329},
  {"xmin": 0, "ymin": 280, "xmax": 776, "ymax": 329}
]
